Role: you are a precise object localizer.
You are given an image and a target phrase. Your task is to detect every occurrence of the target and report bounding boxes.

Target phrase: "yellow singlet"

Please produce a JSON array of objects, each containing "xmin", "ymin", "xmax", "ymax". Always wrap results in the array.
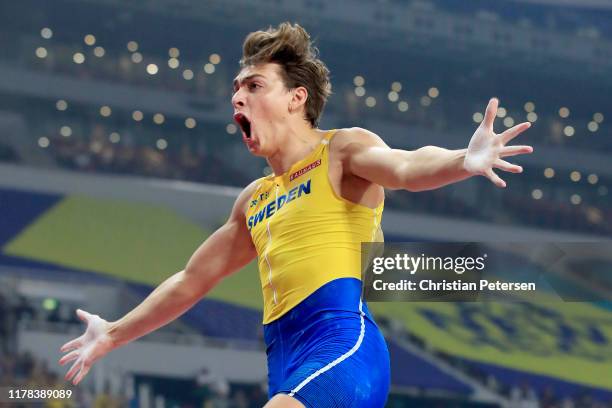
[{"xmin": 245, "ymin": 129, "xmax": 384, "ymax": 324}]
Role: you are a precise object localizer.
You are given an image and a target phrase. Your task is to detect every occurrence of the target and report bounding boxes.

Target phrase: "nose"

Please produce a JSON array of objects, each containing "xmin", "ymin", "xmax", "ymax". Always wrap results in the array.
[{"xmin": 232, "ymin": 88, "xmax": 245, "ymax": 109}]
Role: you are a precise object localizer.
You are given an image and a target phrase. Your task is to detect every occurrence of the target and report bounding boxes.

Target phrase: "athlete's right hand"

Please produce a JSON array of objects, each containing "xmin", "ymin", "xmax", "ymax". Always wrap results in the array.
[{"xmin": 59, "ymin": 309, "xmax": 115, "ymax": 385}]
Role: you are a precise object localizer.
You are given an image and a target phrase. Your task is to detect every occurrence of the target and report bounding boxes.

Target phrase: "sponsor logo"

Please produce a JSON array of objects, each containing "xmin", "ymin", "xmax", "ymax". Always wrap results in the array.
[
  {"xmin": 289, "ymin": 159, "xmax": 321, "ymax": 181},
  {"xmin": 247, "ymin": 179, "xmax": 312, "ymax": 230},
  {"xmin": 249, "ymin": 191, "xmax": 269, "ymax": 208}
]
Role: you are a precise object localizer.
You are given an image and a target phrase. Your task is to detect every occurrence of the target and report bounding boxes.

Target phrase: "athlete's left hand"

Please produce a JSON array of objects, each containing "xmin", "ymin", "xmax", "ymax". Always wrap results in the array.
[{"xmin": 463, "ymin": 98, "xmax": 533, "ymax": 188}]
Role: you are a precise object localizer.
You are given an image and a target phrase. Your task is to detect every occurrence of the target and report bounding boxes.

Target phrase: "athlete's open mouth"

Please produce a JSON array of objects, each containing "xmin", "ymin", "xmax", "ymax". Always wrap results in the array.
[{"xmin": 233, "ymin": 113, "xmax": 251, "ymax": 139}]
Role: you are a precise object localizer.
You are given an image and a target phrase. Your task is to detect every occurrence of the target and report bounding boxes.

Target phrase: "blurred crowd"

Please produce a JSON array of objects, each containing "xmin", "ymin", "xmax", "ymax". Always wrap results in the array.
[
  {"xmin": 4, "ymin": 349, "xmax": 608, "ymax": 408},
  {"xmin": 0, "ymin": 288, "xmax": 265, "ymax": 408},
  {"xmin": 0, "ymin": 350, "xmax": 269, "ymax": 408},
  {"xmin": 2, "ymin": 8, "xmax": 607, "ymax": 159},
  {"xmin": 2, "ymin": 282, "xmax": 611, "ymax": 407},
  {"xmin": 47, "ymin": 123, "xmax": 250, "ymax": 186},
  {"xmin": 3, "ymin": 104, "xmax": 609, "ymax": 236},
  {"xmin": 377, "ymin": 316, "xmax": 612, "ymax": 408},
  {"xmin": 0, "ymin": 13, "xmax": 609, "ymax": 236},
  {"xmin": 0, "ymin": 351, "xmax": 93, "ymax": 408},
  {"xmin": 16, "ymin": 31, "xmax": 610, "ymax": 153}
]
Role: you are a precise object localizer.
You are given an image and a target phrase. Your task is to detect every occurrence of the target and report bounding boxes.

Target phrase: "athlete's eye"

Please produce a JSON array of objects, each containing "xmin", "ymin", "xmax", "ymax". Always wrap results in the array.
[{"xmin": 248, "ymin": 83, "xmax": 261, "ymax": 91}]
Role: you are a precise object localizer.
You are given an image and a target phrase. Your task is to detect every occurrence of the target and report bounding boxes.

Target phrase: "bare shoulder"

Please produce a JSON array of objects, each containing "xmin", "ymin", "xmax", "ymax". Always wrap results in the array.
[
  {"xmin": 330, "ymin": 127, "xmax": 390, "ymax": 158},
  {"xmin": 326, "ymin": 127, "xmax": 387, "ymax": 205}
]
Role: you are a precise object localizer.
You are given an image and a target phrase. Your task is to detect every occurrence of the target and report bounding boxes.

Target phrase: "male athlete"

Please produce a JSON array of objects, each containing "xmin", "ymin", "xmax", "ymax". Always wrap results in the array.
[{"xmin": 59, "ymin": 23, "xmax": 532, "ymax": 407}]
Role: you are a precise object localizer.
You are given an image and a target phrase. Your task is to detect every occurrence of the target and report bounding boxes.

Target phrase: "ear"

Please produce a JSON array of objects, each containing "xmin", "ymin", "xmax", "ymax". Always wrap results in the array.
[{"xmin": 291, "ymin": 86, "xmax": 308, "ymax": 112}]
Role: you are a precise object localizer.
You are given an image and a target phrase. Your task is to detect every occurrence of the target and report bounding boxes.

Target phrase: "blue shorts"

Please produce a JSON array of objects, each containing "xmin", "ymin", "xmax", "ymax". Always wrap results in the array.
[{"xmin": 263, "ymin": 278, "xmax": 390, "ymax": 407}]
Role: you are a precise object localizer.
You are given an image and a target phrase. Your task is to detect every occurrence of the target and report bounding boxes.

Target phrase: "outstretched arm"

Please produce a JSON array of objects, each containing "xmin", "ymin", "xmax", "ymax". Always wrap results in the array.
[
  {"xmin": 339, "ymin": 98, "xmax": 533, "ymax": 191},
  {"xmin": 59, "ymin": 181, "xmax": 258, "ymax": 384}
]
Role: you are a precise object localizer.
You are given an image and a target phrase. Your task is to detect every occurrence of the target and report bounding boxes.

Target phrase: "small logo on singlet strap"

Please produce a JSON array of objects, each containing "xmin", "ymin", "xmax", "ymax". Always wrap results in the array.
[{"xmin": 289, "ymin": 159, "xmax": 321, "ymax": 181}]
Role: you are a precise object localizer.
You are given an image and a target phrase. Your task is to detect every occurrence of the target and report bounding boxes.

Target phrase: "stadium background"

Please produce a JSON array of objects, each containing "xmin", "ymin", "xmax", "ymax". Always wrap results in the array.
[{"xmin": 0, "ymin": 0, "xmax": 611, "ymax": 406}]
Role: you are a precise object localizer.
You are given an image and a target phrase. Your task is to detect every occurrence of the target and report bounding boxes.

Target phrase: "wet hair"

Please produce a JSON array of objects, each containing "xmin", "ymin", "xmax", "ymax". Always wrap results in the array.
[{"xmin": 240, "ymin": 22, "xmax": 332, "ymax": 127}]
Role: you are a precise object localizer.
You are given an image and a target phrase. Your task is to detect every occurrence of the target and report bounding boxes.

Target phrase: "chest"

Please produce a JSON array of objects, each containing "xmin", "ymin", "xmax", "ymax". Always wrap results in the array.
[{"xmin": 246, "ymin": 177, "xmax": 314, "ymax": 234}]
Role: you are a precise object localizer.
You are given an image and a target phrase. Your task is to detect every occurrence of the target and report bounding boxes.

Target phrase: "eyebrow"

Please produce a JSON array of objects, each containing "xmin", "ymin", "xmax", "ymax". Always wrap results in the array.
[{"xmin": 232, "ymin": 74, "xmax": 266, "ymax": 90}]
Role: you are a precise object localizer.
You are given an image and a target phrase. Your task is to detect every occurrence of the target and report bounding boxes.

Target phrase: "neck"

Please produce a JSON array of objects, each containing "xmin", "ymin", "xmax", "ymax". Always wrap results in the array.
[{"xmin": 266, "ymin": 123, "xmax": 325, "ymax": 176}]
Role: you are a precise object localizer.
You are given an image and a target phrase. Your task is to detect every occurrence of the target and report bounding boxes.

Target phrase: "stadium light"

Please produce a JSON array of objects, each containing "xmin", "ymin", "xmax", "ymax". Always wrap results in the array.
[
  {"xmin": 558, "ymin": 107, "xmax": 570, "ymax": 118},
  {"xmin": 388, "ymin": 91, "xmax": 399, "ymax": 102},
  {"xmin": 131, "ymin": 52, "xmax": 143, "ymax": 63},
  {"xmin": 35, "ymin": 47, "xmax": 48, "ymax": 58},
  {"xmin": 543, "ymin": 168, "xmax": 555, "ymax": 178},
  {"xmin": 84, "ymin": 34, "xmax": 96, "ymax": 46},
  {"xmin": 38, "ymin": 137, "xmax": 50, "ymax": 148},
  {"xmin": 146, "ymin": 64, "xmax": 159, "ymax": 75},
  {"xmin": 398, "ymin": 101, "xmax": 409, "ymax": 112},
  {"xmin": 56, "ymin": 100, "xmax": 68, "ymax": 111},
  {"xmin": 168, "ymin": 58, "xmax": 179, "ymax": 69},
  {"xmin": 183, "ymin": 69, "xmax": 194, "ymax": 80},
  {"xmin": 226, "ymin": 124, "xmax": 237, "ymax": 134},
  {"xmin": 527, "ymin": 112, "xmax": 538, "ymax": 122},
  {"xmin": 185, "ymin": 118, "xmax": 197, "ymax": 128},
  {"xmin": 94, "ymin": 46, "xmax": 105, "ymax": 57},
  {"xmin": 60, "ymin": 126, "xmax": 72, "ymax": 137},
  {"xmin": 40, "ymin": 27, "xmax": 53, "ymax": 39},
  {"xmin": 587, "ymin": 121, "xmax": 599, "ymax": 132},
  {"xmin": 127, "ymin": 41, "xmax": 139, "ymax": 52},
  {"xmin": 100, "ymin": 106, "xmax": 112, "ymax": 117},
  {"xmin": 73, "ymin": 53, "xmax": 85, "ymax": 64},
  {"xmin": 153, "ymin": 113, "xmax": 165, "ymax": 125},
  {"xmin": 156, "ymin": 138, "xmax": 168, "ymax": 150}
]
